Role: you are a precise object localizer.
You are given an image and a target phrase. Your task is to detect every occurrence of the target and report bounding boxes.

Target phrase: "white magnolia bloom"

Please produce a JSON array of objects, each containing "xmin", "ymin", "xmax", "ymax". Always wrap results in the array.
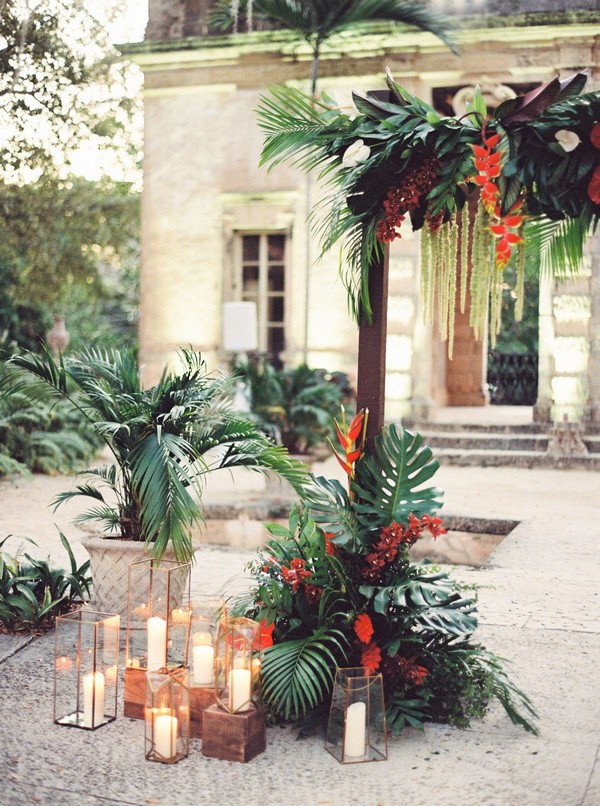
[
  {"xmin": 342, "ymin": 139, "xmax": 371, "ymax": 168},
  {"xmin": 555, "ymin": 129, "xmax": 581, "ymax": 152}
]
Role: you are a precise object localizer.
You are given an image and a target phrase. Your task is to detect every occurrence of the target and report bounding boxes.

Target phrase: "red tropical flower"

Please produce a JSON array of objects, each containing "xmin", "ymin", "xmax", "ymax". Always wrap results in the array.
[
  {"xmin": 281, "ymin": 557, "xmax": 312, "ymax": 592},
  {"xmin": 361, "ymin": 641, "xmax": 382, "ymax": 675},
  {"xmin": 421, "ymin": 514, "xmax": 446, "ymax": 539},
  {"xmin": 397, "ymin": 656, "xmax": 428, "ymax": 686},
  {"xmin": 588, "ymin": 164, "xmax": 600, "ymax": 205},
  {"xmin": 257, "ymin": 619, "xmax": 274, "ymax": 649},
  {"xmin": 324, "ymin": 532, "xmax": 336, "ymax": 556},
  {"xmin": 354, "ymin": 613, "xmax": 374, "ymax": 644},
  {"xmin": 590, "ymin": 123, "xmax": 600, "ymax": 149}
]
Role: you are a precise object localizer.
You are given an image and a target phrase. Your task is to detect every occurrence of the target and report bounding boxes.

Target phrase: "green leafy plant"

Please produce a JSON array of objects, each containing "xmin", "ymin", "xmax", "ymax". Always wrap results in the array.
[
  {"xmin": 237, "ymin": 414, "xmax": 538, "ymax": 735},
  {"xmin": 0, "ymin": 532, "xmax": 91, "ymax": 633},
  {"xmin": 234, "ymin": 356, "xmax": 351, "ymax": 455},
  {"xmin": 4, "ymin": 347, "xmax": 308, "ymax": 562}
]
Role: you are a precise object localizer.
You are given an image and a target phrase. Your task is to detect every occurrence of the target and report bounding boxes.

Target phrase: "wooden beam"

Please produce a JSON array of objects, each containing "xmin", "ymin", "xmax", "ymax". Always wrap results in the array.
[{"xmin": 356, "ymin": 247, "xmax": 389, "ymax": 446}]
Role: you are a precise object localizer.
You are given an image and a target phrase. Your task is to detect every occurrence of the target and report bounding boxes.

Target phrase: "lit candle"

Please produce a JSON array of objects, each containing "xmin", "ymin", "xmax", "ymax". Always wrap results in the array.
[
  {"xmin": 83, "ymin": 671, "xmax": 105, "ymax": 728},
  {"xmin": 193, "ymin": 645, "xmax": 214, "ymax": 686},
  {"xmin": 344, "ymin": 701, "xmax": 366, "ymax": 759},
  {"xmin": 154, "ymin": 713, "xmax": 178, "ymax": 760},
  {"xmin": 55, "ymin": 655, "xmax": 72, "ymax": 671},
  {"xmin": 192, "ymin": 631, "xmax": 212, "ymax": 647},
  {"xmin": 147, "ymin": 616, "xmax": 167, "ymax": 670},
  {"xmin": 171, "ymin": 608, "xmax": 191, "ymax": 625},
  {"xmin": 228, "ymin": 668, "xmax": 251, "ymax": 712}
]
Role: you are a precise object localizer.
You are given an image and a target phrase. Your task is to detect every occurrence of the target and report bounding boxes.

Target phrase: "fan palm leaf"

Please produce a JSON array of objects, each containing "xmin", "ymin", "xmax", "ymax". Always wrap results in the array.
[
  {"xmin": 260, "ymin": 627, "xmax": 348, "ymax": 719},
  {"xmin": 303, "ymin": 476, "xmax": 363, "ymax": 551},
  {"xmin": 524, "ymin": 211, "xmax": 596, "ymax": 279}
]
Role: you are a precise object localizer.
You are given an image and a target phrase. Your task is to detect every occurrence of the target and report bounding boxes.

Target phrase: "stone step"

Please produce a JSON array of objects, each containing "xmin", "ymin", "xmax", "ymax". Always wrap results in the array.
[
  {"xmin": 415, "ymin": 430, "xmax": 550, "ymax": 452},
  {"xmin": 433, "ymin": 447, "xmax": 600, "ymax": 470},
  {"xmin": 402, "ymin": 419, "xmax": 549, "ymax": 435}
]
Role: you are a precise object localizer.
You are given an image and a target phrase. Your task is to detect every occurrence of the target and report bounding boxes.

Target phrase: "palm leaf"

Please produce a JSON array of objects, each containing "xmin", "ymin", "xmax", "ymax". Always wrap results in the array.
[
  {"xmin": 524, "ymin": 212, "xmax": 595, "ymax": 280},
  {"xmin": 353, "ymin": 424, "xmax": 443, "ymax": 528},
  {"xmin": 303, "ymin": 476, "xmax": 363, "ymax": 551},
  {"xmin": 260, "ymin": 627, "xmax": 348, "ymax": 720}
]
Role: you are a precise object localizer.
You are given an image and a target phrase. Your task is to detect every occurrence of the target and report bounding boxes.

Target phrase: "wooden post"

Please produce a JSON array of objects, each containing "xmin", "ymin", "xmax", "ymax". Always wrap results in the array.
[{"xmin": 356, "ymin": 247, "xmax": 389, "ymax": 446}]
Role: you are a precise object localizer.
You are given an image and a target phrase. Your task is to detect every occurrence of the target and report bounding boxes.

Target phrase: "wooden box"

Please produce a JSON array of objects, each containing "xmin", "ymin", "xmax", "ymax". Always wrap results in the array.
[
  {"xmin": 189, "ymin": 686, "xmax": 217, "ymax": 739},
  {"xmin": 124, "ymin": 666, "xmax": 145, "ymax": 720},
  {"xmin": 201, "ymin": 704, "xmax": 266, "ymax": 763}
]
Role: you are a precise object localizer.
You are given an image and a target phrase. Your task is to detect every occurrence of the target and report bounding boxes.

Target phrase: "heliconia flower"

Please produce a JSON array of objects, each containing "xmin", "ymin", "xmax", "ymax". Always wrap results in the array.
[
  {"xmin": 590, "ymin": 123, "xmax": 600, "ymax": 149},
  {"xmin": 323, "ymin": 531, "xmax": 336, "ymax": 556},
  {"xmin": 361, "ymin": 641, "xmax": 382, "ymax": 675},
  {"xmin": 555, "ymin": 129, "xmax": 581, "ymax": 152},
  {"xmin": 257, "ymin": 619, "xmax": 274, "ymax": 649},
  {"xmin": 588, "ymin": 164, "xmax": 600, "ymax": 204},
  {"xmin": 331, "ymin": 409, "xmax": 368, "ymax": 491},
  {"xmin": 342, "ymin": 139, "xmax": 370, "ymax": 168},
  {"xmin": 354, "ymin": 613, "xmax": 374, "ymax": 644}
]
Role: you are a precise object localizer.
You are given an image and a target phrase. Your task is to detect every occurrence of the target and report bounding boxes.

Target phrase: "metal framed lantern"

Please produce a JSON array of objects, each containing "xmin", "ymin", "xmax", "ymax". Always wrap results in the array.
[
  {"xmin": 54, "ymin": 609, "xmax": 120, "ymax": 730},
  {"xmin": 188, "ymin": 595, "xmax": 227, "ymax": 737},
  {"xmin": 214, "ymin": 617, "xmax": 261, "ymax": 714},
  {"xmin": 145, "ymin": 667, "xmax": 189, "ymax": 764},
  {"xmin": 124, "ymin": 559, "xmax": 191, "ymax": 719},
  {"xmin": 202, "ymin": 617, "xmax": 266, "ymax": 762},
  {"xmin": 325, "ymin": 667, "xmax": 387, "ymax": 764}
]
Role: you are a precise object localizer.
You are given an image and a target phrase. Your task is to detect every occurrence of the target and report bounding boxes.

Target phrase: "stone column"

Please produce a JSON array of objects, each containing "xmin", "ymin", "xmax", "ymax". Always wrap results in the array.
[
  {"xmin": 534, "ymin": 273, "xmax": 554, "ymax": 423},
  {"xmin": 587, "ymin": 233, "xmax": 600, "ymax": 424}
]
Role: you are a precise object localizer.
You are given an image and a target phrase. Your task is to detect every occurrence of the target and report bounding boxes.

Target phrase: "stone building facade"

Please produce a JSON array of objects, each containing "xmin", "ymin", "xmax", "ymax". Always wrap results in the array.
[{"xmin": 125, "ymin": 1, "xmax": 600, "ymax": 423}]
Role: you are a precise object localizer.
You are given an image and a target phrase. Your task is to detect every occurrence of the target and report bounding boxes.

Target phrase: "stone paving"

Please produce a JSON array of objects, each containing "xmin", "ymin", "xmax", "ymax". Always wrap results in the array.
[{"xmin": 0, "ymin": 457, "xmax": 599, "ymax": 806}]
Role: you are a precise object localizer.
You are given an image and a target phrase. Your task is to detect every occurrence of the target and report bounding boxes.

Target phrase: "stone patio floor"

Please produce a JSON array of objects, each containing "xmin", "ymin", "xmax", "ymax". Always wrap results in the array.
[{"xmin": 0, "ymin": 455, "xmax": 598, "ymax": 806}]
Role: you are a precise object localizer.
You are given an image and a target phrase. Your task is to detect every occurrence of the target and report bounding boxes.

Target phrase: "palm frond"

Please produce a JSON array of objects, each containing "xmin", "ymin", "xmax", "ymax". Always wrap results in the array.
[
  {"xmin": 524, "ymin": 212, "xmax": 596, "ymax": 279},
  {"xmin": 303, "ymin": 476, "xmax": 363, "ymax": 551},
  {"xmin": 261, "ymin": 627, "xmax": 348, "ymax": 720}
]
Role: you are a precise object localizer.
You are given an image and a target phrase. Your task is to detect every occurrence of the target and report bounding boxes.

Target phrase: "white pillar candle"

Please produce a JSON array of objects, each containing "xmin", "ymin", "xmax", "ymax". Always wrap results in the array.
[
  {"xmin": 344, "ymin": 701, "xmax": 366, "ymax": 759},
  {"xmin": 154, "ymin": 713, "xmax": 178, "ymax": 760},
  {"xmin": 147, "ymin": 616, "xmax": 167, "ymax": 670},
  {"xmin": 228, "ymin": 668, "xmax": 251, "ymax": 712},
  {"xmin": 193, "ymin": 645, "xmax": 214, "ymax": 686},
  {"xmin": 192, "ymin": 631, "xmax": 212, "ymax": 647},
  {"xmin": 83, "ymin": 671, "xmax": 105, "ymax": 728}
]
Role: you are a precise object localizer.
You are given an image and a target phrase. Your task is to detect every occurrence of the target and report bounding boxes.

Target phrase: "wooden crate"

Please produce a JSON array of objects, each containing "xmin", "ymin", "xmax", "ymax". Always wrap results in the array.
[
  {"xmin": 201, "ymin": 704, "xmax": 266, "ymax": 763},
  {"xmin": 189, "ymin": 686, "xmax": 217, "ymax": 739},
  {"xmin": 123, "ymin": 666, "xmax": 146, "ymax": 720}
]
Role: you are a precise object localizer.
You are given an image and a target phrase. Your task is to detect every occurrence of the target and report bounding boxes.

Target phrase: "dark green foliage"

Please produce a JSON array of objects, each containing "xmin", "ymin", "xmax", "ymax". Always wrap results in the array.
[
  {"xmin": 233, "ymin": 356, "xmax": 351, "ymax": 454},
  {"xmin": 0, "ymin": 532, "xmax": 91, "ymax": 633},
  {"xmin": 0, "ymin": 359, "xmax": 99, "ymax": 478}
]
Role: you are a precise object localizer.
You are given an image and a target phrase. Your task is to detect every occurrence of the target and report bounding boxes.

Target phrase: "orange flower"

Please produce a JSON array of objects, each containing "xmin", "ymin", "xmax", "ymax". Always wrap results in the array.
[
  {"xmin": 324, "ymin": 532, "xmax": 336, "ymax": 556},
  {"xmin": 361, "ymin": 641, "xmax": 382, "ymax": 675},
  {"xmin": 590, "ymin": 123, "xmax": 600, "ymax": 149},
  {"xmin": 354, "ymin": 613, "xmax": 374, "ymax": 644},
  {"xmin": 257, "ymin": 619, "xmax": 274, "ymax": 649}
]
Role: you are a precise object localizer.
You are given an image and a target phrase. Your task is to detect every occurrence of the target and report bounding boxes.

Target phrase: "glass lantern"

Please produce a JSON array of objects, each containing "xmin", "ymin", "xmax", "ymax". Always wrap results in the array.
[
  {"xmin": 189, "ymin": 595, "xmax": 227, "ymax": 688},
  {"xmin": 325, "ymin": 667, "xmax": 387, "ymax": 764},
  {"xmin": 145, "ymin": 667, "xmax": 189, "ymax": 764},
  {"xmin": 125, "ymin": 559, "xmax": 191, "ymax": 672},
  {"xmin": 214, "ymin": 617, "xmax": 261, "ymax": 714},
  {"xmin": 54, "ymin": 609, "xmax": 120, "ymax": 730}
]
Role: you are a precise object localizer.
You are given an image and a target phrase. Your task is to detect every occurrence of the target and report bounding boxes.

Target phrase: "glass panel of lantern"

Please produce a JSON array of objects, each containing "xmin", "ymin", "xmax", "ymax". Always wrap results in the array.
[
  {"xmin": 214, "ymin": 617, "xmax": 261, "ymax": 713},
  {"xmin": 54, "ymin": 609, "xmax": 120, "ymax": 730},
  {"xmin": 145, "ymin": 667, "xmax": 190, "ymax": 764},
  {"xmin": 189, "ymin": 595, "xmax": 227, "ymax": 688},
  {"xmin": 125, "ymin": 559, "xmax": 191, "ymax": 672},
  {"xmin": 325, "ymin": 667, "xmax": 387, "ymax": 764}
]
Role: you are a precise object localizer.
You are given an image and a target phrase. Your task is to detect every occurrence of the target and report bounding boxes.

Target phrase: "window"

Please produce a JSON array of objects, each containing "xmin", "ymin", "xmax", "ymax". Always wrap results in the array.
[{"xmin": 238, "ymin": 233, "xmax": 286, "ymax": 365}]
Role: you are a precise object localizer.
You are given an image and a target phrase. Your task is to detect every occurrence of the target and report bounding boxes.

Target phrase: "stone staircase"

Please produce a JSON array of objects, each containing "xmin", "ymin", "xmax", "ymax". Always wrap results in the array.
[{"xmin": 402, "ymin": 414, "xmax": 600, "ymax": 470}]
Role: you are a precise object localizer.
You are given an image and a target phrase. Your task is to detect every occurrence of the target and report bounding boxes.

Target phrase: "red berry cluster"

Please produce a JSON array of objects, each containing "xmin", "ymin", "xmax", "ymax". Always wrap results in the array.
[
  {"xmin": 362, "ymin": 514, "xmax": 446, "ymax": 582},
  {"xmin": 376, "ymin": 156, "xmax": 440, "ymax": 243}
]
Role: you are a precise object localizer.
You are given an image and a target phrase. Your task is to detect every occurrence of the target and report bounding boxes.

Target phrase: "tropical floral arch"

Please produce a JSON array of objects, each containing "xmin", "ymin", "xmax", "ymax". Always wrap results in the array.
[{"xmin": 258, "ymin": 70, "xmax": 600, "ymax": 354}]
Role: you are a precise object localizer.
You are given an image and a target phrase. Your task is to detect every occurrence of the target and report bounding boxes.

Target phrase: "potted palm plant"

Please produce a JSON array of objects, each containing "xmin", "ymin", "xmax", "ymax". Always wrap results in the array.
[{"xmin": 6, "ymin": 347, "xmax": 308, "ymax": 614}]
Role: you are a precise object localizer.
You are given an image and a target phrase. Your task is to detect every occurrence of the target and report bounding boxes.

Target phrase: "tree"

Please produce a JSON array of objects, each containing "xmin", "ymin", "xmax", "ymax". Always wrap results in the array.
[
  {"xmin": 0, "ymin": 0, "xmax": 141, "ymax": 179},
  {"xmin": 212, "ymin": 0, "xmax": 456, "ymax": 93},
  {"xmin": 0, "ymin": 175, "xmax": 140, "ymax": 351}
]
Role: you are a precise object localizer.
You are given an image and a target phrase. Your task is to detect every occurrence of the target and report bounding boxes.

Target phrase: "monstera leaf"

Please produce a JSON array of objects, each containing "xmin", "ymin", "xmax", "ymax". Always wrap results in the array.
[{"xmin": 353, "ymin": 424, "xmax": 443, "ymax": 529}]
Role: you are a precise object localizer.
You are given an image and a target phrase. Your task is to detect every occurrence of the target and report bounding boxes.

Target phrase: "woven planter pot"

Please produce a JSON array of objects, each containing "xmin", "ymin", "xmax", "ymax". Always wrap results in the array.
[{"xmin": 81, "ymin": 535, "xmax": 185, "ymax": 618}]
